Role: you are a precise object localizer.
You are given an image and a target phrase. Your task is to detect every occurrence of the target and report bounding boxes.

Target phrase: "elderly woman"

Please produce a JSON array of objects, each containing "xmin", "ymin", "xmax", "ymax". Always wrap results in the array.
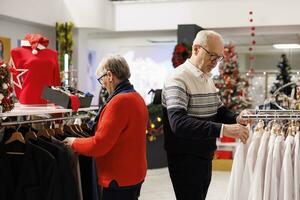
[{"xmin": 64, "ymin": 55, "xmax": 148, "ymax": 200}]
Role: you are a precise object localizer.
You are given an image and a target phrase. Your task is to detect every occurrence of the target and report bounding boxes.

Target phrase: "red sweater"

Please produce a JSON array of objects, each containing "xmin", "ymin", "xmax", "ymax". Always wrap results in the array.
[
  {"xmin": 72, "ymin": 92, "xmax": 148, "ymax": 187},
  {"xmin": 11, "ymin": 47, "xmax": 61, "ymax": 104}
]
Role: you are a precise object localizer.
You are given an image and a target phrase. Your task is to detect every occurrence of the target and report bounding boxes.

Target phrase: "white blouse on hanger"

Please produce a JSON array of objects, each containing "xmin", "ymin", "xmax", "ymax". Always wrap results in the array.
[
  {"xmin": 239, "ymin": 130, "xmax": 262, "ymax": 199},
  {"xmin": 225, "ymin": 125, "xmax": 252, "ymax": 200},
  {"xmin": 270, "ymin": 135, "xmax": 285, "ymax": 200},
  {"xmin": 263, "ymin": 133, "xmax": 277, "ymax": 200},
  {"xmin": 248, "ymin": 129, "xmax": 270, "ymax": 200},
  {"xmin": 279, "ymin": 135, "xmax": 295, "ymax": 200}
]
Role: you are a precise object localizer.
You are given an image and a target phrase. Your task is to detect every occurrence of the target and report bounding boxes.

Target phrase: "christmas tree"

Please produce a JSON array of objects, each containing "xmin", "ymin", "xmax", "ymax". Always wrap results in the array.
[
  {"xmin": 271, "ymin": 54, "xmax": 292, "ymax": 95},
  {"xmin": 214, "ymin": 44, "xmax": 251, "ymax": 112}
]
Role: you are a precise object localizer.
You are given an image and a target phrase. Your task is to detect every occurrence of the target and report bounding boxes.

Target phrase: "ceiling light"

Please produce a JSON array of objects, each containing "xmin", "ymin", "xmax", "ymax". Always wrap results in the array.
[{"xmin": 273, "ymin": 44, "xmax": 300, "ymax": 49}]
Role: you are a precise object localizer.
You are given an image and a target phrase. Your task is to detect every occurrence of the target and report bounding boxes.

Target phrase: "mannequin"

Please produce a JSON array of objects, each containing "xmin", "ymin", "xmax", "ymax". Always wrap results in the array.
[{"xmin": 10, "ymin": 34, "xmax": 61, "ymax": 104}]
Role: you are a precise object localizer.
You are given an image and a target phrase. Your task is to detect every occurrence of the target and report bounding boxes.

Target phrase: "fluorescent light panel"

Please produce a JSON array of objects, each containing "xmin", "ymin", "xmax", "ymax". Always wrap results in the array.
[{"xmin": 273, "ymin": 44, "xmax": 300, "ymax": 49}]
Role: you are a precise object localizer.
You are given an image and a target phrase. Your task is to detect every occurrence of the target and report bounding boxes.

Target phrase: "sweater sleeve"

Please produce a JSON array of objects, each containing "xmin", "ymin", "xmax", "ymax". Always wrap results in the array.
[
  {"xmin": 215, "ymin": 105, "xmax": 238, "ymax": 124},
  {"xmin": 167, "ymin": 108, "xmax": 223, "ymax": 139},
  {"xmin": 72, "ymin": 96, "xmax": 128, "ymax": 157}
]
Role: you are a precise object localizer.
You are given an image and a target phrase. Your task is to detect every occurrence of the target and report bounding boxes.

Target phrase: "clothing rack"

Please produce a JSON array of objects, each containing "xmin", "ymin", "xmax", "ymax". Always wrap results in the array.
[
  {"xmin": 241, "ymin": 109, "xmax": 300, "ymax": 120},
  {"xmin": 0, "ymin": 104, "xmax": 99, "ymax": 126},
  {"xmin": 0, "ymin": 114, "xmax": 90, "ymax": 126}
]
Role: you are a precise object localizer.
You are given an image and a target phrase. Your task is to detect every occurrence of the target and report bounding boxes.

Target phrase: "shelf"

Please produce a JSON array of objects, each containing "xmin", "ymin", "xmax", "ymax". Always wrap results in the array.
[{"xmin": 0, "ymin": 103, "xmax": 99, "ymax": 117}]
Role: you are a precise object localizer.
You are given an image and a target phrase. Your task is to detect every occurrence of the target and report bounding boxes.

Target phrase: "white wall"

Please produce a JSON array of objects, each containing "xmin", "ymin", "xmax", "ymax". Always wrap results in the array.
[
  {"xmin": 114, "ymin": 1, "xmax": 300, "ymax": 31},
  {"xmin": 62, "ymin": 0, "xmax": 114, "ymax": 29},
  {"xmin": 0, "ymin": 16, "xmax": 56, "ymax": 49},
  {"xmin": 0, "ymin": 0, "xmax": 113, "ymax": 29},
  {"xmin": 2, "ymin": 0, "xmax": 300, "ymax": 31},
  {"xmin": 0, "ymin": 0, "xmax": 66, "ymax": 27}
]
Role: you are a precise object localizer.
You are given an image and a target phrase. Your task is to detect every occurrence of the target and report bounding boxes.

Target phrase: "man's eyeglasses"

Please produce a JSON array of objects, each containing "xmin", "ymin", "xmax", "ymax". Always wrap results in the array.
[
  {"xmin": 97, "ymin": 73, "xmax": 107, "ymax": 85},
  {"xmin": 199, "ymin": 46, "xmax": 224, "ymax": 62}
]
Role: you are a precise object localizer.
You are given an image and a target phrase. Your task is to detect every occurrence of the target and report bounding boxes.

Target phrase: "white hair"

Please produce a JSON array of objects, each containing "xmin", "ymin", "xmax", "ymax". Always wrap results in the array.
[
  {"xmin": 96, "ymin": 54, "xmax": 131, "ymax": 80},
  {"xmin": 193, "ymin": 30, "xmax": 224, "ymax": 46}
]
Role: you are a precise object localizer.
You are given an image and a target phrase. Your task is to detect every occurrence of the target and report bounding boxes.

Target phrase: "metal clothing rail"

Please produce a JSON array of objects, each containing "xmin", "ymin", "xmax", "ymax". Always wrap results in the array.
[
  {"xmin": 0, "ymin": 114, "xmax": 90, "ymax": 126},
  {"xmin": 242, "ymin": 109, "xmax": 300, "ymax": 120}
]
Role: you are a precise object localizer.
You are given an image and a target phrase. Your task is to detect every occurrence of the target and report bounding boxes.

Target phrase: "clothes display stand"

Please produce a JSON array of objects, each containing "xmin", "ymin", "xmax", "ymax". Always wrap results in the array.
[{"xmin": 0, "ymin": 104, "xmax": 100, "ymax": 200}]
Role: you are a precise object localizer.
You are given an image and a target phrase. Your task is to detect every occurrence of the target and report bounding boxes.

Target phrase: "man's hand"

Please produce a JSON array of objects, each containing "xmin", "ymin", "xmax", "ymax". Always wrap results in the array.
[
  {"xmin": 223, "ymin": 124, "xmax": 249, "ymax": 144},
  {"xmin": 236, "ymin": 109, "xmax": 253, "ymax": 125},
  {"xmin": 63, "ymin": 137, "xmax": 76, "ymax": 148}
]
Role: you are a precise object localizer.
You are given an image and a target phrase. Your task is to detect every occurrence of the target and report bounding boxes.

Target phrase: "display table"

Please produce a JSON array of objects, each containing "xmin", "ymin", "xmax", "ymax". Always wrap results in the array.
[{"xmin": 213, "ymin": 141, "xmax": 238, "ymax": 171}]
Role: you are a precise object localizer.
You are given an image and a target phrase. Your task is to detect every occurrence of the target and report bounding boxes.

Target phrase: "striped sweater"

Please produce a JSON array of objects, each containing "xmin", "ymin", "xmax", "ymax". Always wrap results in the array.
[{"xmin": 162, "ymin": 60, "xmax": 237, "ymax": 157}]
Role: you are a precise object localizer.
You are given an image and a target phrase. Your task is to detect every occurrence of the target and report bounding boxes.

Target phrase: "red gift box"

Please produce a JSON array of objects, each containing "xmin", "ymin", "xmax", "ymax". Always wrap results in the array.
[
  {"xmin": 220, "ymin": 136, "xmax": 236, "ymax": 143},
  {"xmin": 215, "ymin": 150, "xmax": 233, "ymax": 159}
]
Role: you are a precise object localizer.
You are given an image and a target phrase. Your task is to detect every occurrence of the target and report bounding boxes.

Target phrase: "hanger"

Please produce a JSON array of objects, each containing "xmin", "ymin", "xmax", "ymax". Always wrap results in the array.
[
  {"xmin": 25, "ymin": 125, "xmax": 38, "ymax": 142},
  {"xmin": 5, "ymin": 130, "xmax": 26, "ymax": 155},
  {"xmin": 5, "ymin": 131, "xmax": 25, "ymax": 145},
  {"xmin": 81, "ymin": 123, "xmax": 90, "ymax": 132},
  {"xmin": 37, "ymin": 128, "xmax": 51, "ymax": 139}
]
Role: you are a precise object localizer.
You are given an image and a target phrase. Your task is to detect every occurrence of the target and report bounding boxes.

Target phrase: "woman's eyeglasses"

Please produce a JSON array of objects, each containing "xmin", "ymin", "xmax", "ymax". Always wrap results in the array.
[{"xmin": 97, "ymin": 73, "xmax": 107, "ymax": 85}]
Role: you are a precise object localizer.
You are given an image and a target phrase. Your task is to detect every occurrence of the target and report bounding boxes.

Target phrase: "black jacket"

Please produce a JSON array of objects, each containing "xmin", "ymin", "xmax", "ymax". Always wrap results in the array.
[{"xmin": 0, "ymin": 142, "xmax": 59, "ymax": 200}]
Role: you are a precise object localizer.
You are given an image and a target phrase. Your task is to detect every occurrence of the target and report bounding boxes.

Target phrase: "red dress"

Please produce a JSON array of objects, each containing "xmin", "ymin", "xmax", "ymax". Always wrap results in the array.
[{"xmin": 11, "ymin": 46, "xmax": 61, "ymax": 104}]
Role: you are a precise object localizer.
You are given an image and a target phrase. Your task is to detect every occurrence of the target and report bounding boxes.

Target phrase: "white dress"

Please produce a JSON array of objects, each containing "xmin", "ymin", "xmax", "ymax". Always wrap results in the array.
[
  {"xmin": 248, "ymin": 129, "xmax": 270, "ymax": 200},
  {"xmin": 239, "ymin": 130, "xmax": 262, "ymax": 199},
  {"xmin": 294, "ymin": 132, "xmax": 300, "ymax": 200},
  {"xmin": 270, "ymin": 135, "xmax": 285, "ymax": 200},
  {"xmin": 263, "ymin": 133, "xmax": 277, "ymax": 200},
  {"xmin": 279, "ymin": 135, "xmax": 294, "ymax": 200}
]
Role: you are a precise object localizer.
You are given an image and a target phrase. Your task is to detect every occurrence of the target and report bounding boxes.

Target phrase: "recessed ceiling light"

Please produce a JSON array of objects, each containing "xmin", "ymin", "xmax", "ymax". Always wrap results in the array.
[{"xmin": 273, "ymin": 44, "xmax": 300, "ymax": 49}]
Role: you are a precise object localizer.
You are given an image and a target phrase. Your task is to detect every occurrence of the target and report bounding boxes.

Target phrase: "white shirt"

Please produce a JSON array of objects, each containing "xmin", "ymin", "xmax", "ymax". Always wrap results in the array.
[
  {"xmin": 279, "ymin": 135, "xmax": 294, "ymax": 200},
  {"xmin": 239, "ymin": 130, "xmax": 262, "ymax": 199},
  {"xmin": 248, "ymin": 129, "xmax": 270, "ymax": 200},
  {"xmin": 294, "ymin": 132, "xmax": 300, "ymax": 200},
  {"xmin": 270, "ymin": 135, "xmax": 285, "ymax": 200},
  {"xmin": 225, "ymin": 124, "xmax": 252, "ymax": 200},
  {"xmin": 263, "ymin": 133, "xmax": 277, "ymax": 200}
]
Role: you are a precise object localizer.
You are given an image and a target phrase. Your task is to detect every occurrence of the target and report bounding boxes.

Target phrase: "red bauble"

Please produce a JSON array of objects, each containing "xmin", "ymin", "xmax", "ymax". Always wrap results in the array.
[
  {"xmin": 251, "ymin": 32, "xmax": 255, "ymax": 37},
  {"xmin": 251, "ymin": 27, "xmax": 255, "ymax": 31},
  {"xmin": 250, "ymin": 18, "xmax": 253, "ymax": 22},
  {"xmin": 249, "ymin": 47, "xmax": 253, "ymax": 51},
  {"xmin": 249, "ymin": 11, "xmax": 253, "ymax": 15},
  {"xmin": 252, "ymin": 40, "xmax": 256, "ymax": 45}
]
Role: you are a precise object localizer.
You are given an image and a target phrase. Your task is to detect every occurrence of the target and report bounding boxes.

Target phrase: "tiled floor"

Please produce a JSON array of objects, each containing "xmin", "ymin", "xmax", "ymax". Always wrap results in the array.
[{"xmin": 140, "ymin": 168, "xmax": 230, "ymax": 200}]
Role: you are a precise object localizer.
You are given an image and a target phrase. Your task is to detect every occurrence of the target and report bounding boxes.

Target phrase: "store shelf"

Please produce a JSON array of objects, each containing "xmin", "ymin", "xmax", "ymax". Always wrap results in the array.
[{"xmin": 0, "ymin": 103, "xmax": 99, "ymax": 117}]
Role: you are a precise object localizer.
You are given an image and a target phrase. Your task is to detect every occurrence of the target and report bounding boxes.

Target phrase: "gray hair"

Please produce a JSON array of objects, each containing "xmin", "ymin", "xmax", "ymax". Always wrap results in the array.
[
  {"xmin": 193, "ymin": 30, "xmax": 224, "ymax": 47},
  {"xmin": 96, "ymin": 54, "xmax": 131, "ymax": 80}
]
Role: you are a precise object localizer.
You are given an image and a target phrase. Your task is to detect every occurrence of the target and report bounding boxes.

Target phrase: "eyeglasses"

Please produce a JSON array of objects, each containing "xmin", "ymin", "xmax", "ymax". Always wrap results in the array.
[
  {"xmin": 199, "ymin": 46, "xmax": 224, "ymax": 62},
  {"xmin": 97, "ymin": 73, "xmax": 107, "ymax": 85}
]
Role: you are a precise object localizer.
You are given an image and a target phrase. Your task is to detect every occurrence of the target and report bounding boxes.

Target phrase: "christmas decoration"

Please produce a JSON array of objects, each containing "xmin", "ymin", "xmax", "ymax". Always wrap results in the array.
[
  {"xmin": 214, "ymin": 44, "xmax": 252, "ymax": 112},
  {"xmin": 146, "ymin": 104, "xmax": 163, "ymax": 142},
  {"xmin": 171, "ymin": 43, "xmax": 191, "ymax": 68},
  {"xmin": 271, "ymin": 54, "xmax": 292, "ymax": 95},
  {"xmin": 56, "ymin": 22, "xmax": 74, "ymax": 72},
  {"xmin": 0, "ymin": 61, "xmax": 14, "ymax": 112}
]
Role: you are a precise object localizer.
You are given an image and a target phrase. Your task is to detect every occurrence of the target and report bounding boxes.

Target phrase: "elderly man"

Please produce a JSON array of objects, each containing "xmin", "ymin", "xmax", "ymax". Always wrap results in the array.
[{"xmin": 162, "ymin": 30, "xmax": 250, "ymax": 200}]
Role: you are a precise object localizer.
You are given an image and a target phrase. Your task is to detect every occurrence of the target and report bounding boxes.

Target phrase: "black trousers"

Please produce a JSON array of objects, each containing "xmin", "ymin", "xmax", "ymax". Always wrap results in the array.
[
  {"xmin": 100, "ymin": 182, "xmax": 142, "ymax": 200},
  {"xmin": 167, "ymin": 153, "xmax": 212, "ymax": 200}
]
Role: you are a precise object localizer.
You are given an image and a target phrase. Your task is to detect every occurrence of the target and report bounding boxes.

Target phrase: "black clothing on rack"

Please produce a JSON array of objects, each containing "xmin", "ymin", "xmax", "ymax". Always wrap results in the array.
[{"xmin": 0, "ymin": 141, "xmax": 60, "ymax": 200}]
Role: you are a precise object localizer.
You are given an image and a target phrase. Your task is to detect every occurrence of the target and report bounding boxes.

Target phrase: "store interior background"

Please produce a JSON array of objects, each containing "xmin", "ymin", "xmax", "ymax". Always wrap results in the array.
[{"xmin": 1, "ymin": 1, "xmax": 300, "ymax": 199}]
